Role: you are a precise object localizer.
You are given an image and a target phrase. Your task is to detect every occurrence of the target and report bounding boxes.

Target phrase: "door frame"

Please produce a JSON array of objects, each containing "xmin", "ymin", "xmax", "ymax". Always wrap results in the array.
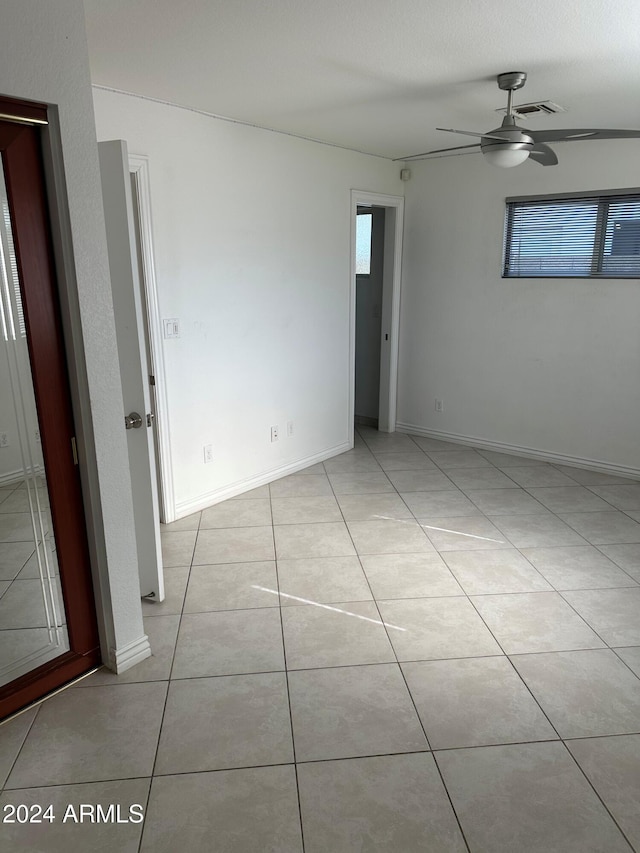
[
  {"xmin": 128, "ymin": 154, "xmax": 175, "ymax": 523},
  {"xmin": 349, "ymin": 190, "xmax": 404, "ymax": 439}
]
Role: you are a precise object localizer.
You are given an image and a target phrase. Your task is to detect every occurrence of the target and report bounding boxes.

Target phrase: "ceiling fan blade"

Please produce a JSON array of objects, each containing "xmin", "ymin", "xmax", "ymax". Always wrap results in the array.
[
  {"xmin": 529, "ymin": 128, "xmax": 640, "ymax": 144},
  {"xmin": 436, "ymin": 127, "xmax": 509, "ymax": 142},
  {"xmin": 393, "ymin": 143, "xmax": 480, "ymax": 162},
  {"xmin": 528, "ymin": 143, "xmax": 558, "ymax": 166}
]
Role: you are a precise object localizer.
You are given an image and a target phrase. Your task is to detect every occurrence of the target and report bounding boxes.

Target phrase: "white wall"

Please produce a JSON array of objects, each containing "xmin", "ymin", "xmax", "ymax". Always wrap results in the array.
[
  {"xmin": 399, "ymin": 142, "xmax": 640, "ymax": 474},
  {"xmin": 92, "ymin": 89, "xmax": 403, "ymax": 516},
  {"xmin": 0, "ymin": 0, "xmax": 147, "ymax": 670}
]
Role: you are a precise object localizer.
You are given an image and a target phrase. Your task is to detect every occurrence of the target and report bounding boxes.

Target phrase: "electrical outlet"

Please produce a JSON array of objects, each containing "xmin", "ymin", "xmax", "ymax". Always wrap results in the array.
[
  {"xmin": 203, "ymin": 444, "xmax": 213, "ymax": 463},
  {"xmin": 0, "ymin": 432, "xmax": 8, "ymax": 448},
  {"xmin": 35, "ymin": 429, "xmax": 40, "ymax": 442},
  {"xmin": 287, "ymin": 421, "xmax": 294, "ymax": 438},
  {"xmin": 434, "ymin": 399, "xmax": 444, "ymax": 413},
  {"xmin": 271, "ymin": 425, "xmax": 279, "ymax": 443}
]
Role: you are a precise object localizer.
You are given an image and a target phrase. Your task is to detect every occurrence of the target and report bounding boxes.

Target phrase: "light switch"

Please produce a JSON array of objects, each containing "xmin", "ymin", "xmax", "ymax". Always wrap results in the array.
[{"xmin": 163, "ymin": 318, "xmax": 180, "ymax": 339}]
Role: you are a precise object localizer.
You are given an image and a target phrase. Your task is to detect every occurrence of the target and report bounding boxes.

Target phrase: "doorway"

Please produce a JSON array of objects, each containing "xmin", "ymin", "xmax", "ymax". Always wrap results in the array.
[
  {"xmin": 350, "ymin": 191, "xmax": 404, "ymax": 442},
  {"xmin": 0, "ymin": 105, "xmax": 100, "ymax": 720}
]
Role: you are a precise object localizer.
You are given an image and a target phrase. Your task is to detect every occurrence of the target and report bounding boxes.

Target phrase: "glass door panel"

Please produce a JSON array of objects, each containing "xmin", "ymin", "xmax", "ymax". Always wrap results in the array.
[{"xmin": 0, "ymin": 161, "xmax": 69, "ymax": 686}]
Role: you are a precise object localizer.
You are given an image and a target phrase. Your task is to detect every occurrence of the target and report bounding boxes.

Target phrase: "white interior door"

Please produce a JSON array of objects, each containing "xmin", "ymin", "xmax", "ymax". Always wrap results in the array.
[{"xmin": 99, "ymin": 139, "xmax": 164, "ymax": 601}]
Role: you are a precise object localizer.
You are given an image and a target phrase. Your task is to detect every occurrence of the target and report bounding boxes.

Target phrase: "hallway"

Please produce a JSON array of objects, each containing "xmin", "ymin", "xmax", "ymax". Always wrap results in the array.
[{"xmin": 1, "ymin": 428, "xmax": 640, "ymax": 851}]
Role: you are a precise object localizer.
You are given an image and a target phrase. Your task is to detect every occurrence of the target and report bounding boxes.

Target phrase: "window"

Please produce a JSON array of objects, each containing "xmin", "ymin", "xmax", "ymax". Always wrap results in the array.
[
  {"xmin": 356, "ymin": 210, "xmax": 372, "ymax": 274},
  {"xmin": 503, "ymin": 190, "xmax": 640, "ymax": 278}
]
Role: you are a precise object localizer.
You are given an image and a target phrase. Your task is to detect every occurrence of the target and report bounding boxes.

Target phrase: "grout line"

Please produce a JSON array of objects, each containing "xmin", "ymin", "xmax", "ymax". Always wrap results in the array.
[
  {"xmin": 274, "ymin": 524, "xmax": 307, "ymax": 853},
  {"xmin": 562, "ymin": 741, "xmax": 638, "ymax": 851}
]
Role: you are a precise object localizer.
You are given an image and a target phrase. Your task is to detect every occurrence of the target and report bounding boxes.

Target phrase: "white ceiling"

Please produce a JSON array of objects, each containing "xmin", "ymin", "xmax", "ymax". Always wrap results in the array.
[{"xmin": 83, "ymin": 0, "xmax": 640, "ymax": 159}]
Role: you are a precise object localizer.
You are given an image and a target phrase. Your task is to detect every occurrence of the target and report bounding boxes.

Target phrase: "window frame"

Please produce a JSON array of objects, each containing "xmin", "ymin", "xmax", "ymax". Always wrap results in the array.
[{"xmin": 502, "ymin": 187, "xmax": 640, "ymax": 279}]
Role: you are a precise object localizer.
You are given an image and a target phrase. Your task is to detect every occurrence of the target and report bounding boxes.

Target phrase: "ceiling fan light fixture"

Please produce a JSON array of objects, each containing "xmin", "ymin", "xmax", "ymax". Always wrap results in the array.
[{"xmin": 482, "ymin": 146, "xmax": 530, "ymax": 168}]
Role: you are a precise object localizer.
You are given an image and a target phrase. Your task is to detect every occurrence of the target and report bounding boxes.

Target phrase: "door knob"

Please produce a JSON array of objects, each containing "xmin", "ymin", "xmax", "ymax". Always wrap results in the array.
[{"xmin": 124, "ymin": 412, "xmax": 143, "ymax": 430}]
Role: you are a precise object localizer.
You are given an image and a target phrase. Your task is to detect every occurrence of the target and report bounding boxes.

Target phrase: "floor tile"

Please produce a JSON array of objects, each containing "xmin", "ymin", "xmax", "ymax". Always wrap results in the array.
[
  {"xmin": 360, "ymin": 552, "xmax": 463, "ymax": 599},
  {"xmin": 464, "ymin": 487, "xmax": 548, "ymax": 515},
  {"xmin": 193, "ymin": 526, "xmax": 274, "ymax": 564},
  {"xmin": 385, "ymin": 470, "xmax": 456, "ymax": 493},
  {"xmin": 336, "ymin": 492, "xmax": 412, "ymax": 521},
  {"xmin": 554, "ymin": 466, "xmax": 636, "ymax": 486},
  {"xmin": 269, "ymin": 474, "xmax": 332, "ymax": 498},
  {"xmin": 504, "ymin": 465, "xmax": 579, "ymax": 488},
  {"xmin": 281, "ymin": 600, "xmax": 395, "ymax": 669},
  {"xmin": 327, "ymin": 472, "xmax": 394, "ymax": 495},
  {"xmin": 0, "ymin": 578, "xmax": 61, "ymax": 628},
  {"xmin": 0, "ymin": 706, "xmax": 38, "ymax": 788},
  {"xmin": 426, "ymin": 449, "xmax": 492, "ymax": 469},
  {"xmin": 0, "ymin": 513, "xmax": 36, "ymax": 543},
  {"xmin": 411, "ymin": 436, "xmax": 469, "ymax": 452},
  {"xmin": 141, "ymin": 766, "xmax": 302, "ymax": 853},
  {"xmin": 230, "ymin": 484, "xmax": 270, "ymax": 500},
  {"xmin": 471, "ymin": 591, "xmax": 605, "ymax": 653},
  {"xmin": 490, "ymin": 513, "xmax": 587, "ymax": 548},
  {"xmin": 595, "ymin": 482, "xmax": 640, "ymax": 510},
  {"xmin": 154, "ymin": 673, "xmax": 293, "ymax": 774},
  {"xmin": 0, "ymin": 779, "xmax": 150, "ymax": 853},
  {"xmin": 160, "ymin": 511, "xmax": 201, "ymax": 532},
  {"xmin": 521, "ymin": 545, "xmax": 638, "ymax": 590},
  {"xmin": 297, "ymin": 753, "xmax": 466, "ymax": 853},
  {"xmin": 0, "ymin": 542, "xmax": 34, "ymax": 581},
  {"xmin": 377, "ymin": 597, "xmax": 502, "ymax": 661},
  {"xmin": 567, "ymin": 735, "xmax": 640, "ymax": 852},
  {"xmin": 347, "ymin": 518, "xmax": 434, "ymax": 555},
  {"xmin": 527, "ymin": 486, "xmax": 619, "ymax": 514},
  {"xmin": 288, "ymin": 664, "xmax": 427, "ymax": 761},
  {"xmin": 626, "ymin": 510, "xmax": 640, "ymax": 522},
  {"xmin": 271, "ymin": 495, "xmax": 341, "ymax": 524},
  {"xmin": 447, "ymin": 467, "xmax": 519, "ymax": 490},
  {"xmin": 561, "ymin": 587, "xmax": 640, "ymax": 646},
  {"xmin": 402, "ymin": 656, "xmax": 556, "ymax": 749},
  {"xmin": 599, "ymin": 544, "xmax": 640, "ymax": 579},
  {"xmin": 476, "ymin": 450, "xmax": 546, "ymax": 467},
  {"xmin": 436, "ymin": 741, "xmax": 630, "ymax": 852},
  {"xmin": 615, "ymin": 646, "xmax": 640, "ymax": 677},
  {"xmin": 292, "ymin": 462, "xmax": 327, "ymax": 475},
  {"xmin": 78, "ymin": 615, "xmax": 179, "ymax": 685},
  {"xmin": 323, "ymin": 451, "xmax": 382, "ymax": 474},
  {"xmin": 511, "ymin": 649, "xmax": 640, "ymax": 738},
  {"xmin": 274, "ymin": 522, "xmax": 355, "ymax": 559},
  {"xmin": 183, "ymin": 560, "xmax": 278, "ymax": 612},
  {"xmin": 6, "ymin": 682, "xmax": 167, "ymax": 787},
  {"xmin": 560, "ymin": 511, "xmax": 640, "ymax": 545},
  {"xmin": 199, "ymin": 498, "xmax": 271, "ymax": 528},
  {"xmin": 160, "ymin": 530, "xmax": 197, "ymax": 567},
  {"xmin": 276, "ymin": 556, "xmax": 371, "ymax": 605},
  {"xmin": 373, "ymin": 451, "xmax": 436, "ymax": 471},
  {"xmin": 421, "ymin": 516, "xmax": 511, "ymax": 552},
  {"xmin": 442, "ymin": 549, "xmax": 551, "ymax": 594},
  {"xmin": 142, "ymin": 566, "xmax": 189, "ymax": 616},
  {"xmin": 172, "ymin": 608, "xmax": 284, "ymax": 678},
  {"xmin": 360, "ymin": 432, "xmax": 419, "ymax": 453},
  {"xmin": 400, "ymin": 489, "xmax": 482, "ymax": 518}
]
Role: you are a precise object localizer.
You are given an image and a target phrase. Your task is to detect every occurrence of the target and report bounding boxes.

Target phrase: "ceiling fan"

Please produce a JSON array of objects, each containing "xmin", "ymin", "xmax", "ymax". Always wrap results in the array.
[{"xmin": 395, "ymin": 72, "xmax": 640, "ymax": 168}]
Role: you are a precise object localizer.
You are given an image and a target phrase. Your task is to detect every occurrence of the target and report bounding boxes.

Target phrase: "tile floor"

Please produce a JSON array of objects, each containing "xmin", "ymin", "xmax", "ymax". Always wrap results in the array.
[
  {"xmin": 1, "ymin": 428, "xmax": 640, "ymax": 851},
  {"xmin": 0, "ymin": 478, "xmax": 67, "ymax": 685}
]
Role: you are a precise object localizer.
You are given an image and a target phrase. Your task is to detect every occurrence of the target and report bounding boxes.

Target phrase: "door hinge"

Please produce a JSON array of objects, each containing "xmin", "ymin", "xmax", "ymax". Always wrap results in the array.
[
  {"xmin": 71, "ymin": 436, "xmax": 78, "ymax": 465},
  {"xmin": 149, "ymin": 374, "xmax": 156, "ymax": 386}
]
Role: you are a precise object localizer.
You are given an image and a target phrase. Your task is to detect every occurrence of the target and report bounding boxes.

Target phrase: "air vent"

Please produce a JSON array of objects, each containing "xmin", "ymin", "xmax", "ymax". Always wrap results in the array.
[{"xmin": 496, "ymin": 100, "xmax": 567, "ymax": 117}]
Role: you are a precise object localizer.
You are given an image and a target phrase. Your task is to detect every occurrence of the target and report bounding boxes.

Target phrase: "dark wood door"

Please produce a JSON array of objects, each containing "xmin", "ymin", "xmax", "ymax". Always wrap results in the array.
[{"xmin": 0, "ymin": 105, "xmax": 101, "ymax": 720}]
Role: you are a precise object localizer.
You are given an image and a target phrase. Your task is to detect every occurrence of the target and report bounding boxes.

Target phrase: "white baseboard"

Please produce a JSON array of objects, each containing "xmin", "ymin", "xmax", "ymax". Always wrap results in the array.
[
  {"xmin": 107, "ymin": 633, "xmax": 151, "ymax": 674},
  {"xmin": 174, "ymin": 441, "xmax": 352, "ymax": 519},
  {"xmin": 396, "ymin": 422, "xmax": 640, "ymax": 481}
]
